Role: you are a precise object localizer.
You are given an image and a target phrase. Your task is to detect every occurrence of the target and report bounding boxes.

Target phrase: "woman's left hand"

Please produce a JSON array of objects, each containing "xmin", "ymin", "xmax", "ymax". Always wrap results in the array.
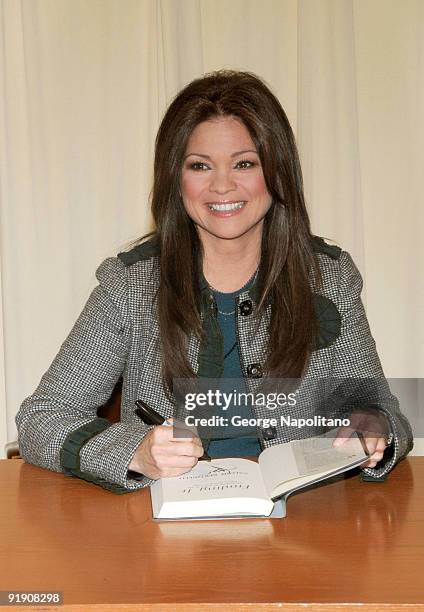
[{"xmin": 333, "ymin": 408, "xmax": 392, "ymax": 468}]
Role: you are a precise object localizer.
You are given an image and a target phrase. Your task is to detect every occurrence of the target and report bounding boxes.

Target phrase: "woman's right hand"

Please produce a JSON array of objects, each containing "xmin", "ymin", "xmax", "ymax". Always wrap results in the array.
[{"xmin": 128, "ymin": 420, "xmax": 204, "ymax": 479}]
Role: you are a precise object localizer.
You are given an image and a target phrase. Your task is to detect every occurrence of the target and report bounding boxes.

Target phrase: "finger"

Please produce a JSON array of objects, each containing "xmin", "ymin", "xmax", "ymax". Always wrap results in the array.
[
  {"xmin": 171, "ymin": 438, "xmax": 203, "ymax": 457},
  {"xmin": 362, "ymin": 458, "xmax": 382, "ymax": 468},
  {"xmin": 150, "ymin": 424, "xmax": 176, "ymax": 442},
  {"xmin": 168, "ymin": 440, "xmax": 204, "ymax": 457},
  {"xmin": 375, "ymin": 437, "xmax": 389, "ymax": 453},
  {"xmin": 150, "ymin": 440, "xmax": 204, "ymax": 461},
  {"xmin": 333, "ymin": 426, "xmax": 355, "ymax": 447},
  {"xmin": 172, "ymin": 428, "xmax": 203, "ymax": 446},
  {"xmin": 362, "ymin": 436, "xmax": 379, "ymax": 456},
  {"xmin": 362, "ymin": 434, "xmax": 389, "ymax": 457},
  {"xmin": 160, "ymin": 465, "xmax": 197, "ymax": 478},
  {"xmin": 362, "ymin": 449, "xmax": 385, "ymax": 468},
  {"xmin": 146, "ymin": 463, "xmax": 196, "ymax": 480},
  {"xmin": 369, "ymin": 449, "xmax": 385, "ymax": 462},
  {"xmin": 175, "ymin": 434, "xmax": 204, "ymax": 449},
  {"xmin": 151, "ymin": 424, "xmax": 203, "ymax": 448},
  {"xmin": 152, "ymin": 453, "xmax": 199, "ymax": 470}
]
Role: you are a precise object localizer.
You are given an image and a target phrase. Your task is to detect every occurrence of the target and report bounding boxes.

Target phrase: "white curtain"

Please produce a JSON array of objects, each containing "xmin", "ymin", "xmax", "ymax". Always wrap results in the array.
[{"xmin": 1, "ymin": 0, "xmax": 423, "ymax": 455}]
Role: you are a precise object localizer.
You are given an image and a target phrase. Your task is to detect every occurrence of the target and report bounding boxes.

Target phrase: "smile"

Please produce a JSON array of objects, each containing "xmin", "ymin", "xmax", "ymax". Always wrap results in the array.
[{"xmin": 207, "ymin": 201, "xmax": 246, "ymax": 211}]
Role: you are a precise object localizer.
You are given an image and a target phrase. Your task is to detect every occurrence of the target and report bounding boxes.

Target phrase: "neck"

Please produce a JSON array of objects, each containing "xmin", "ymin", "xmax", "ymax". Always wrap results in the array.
[{"xmin": 200, "ymin": 227, "xmax": 262, "ymax": 293}]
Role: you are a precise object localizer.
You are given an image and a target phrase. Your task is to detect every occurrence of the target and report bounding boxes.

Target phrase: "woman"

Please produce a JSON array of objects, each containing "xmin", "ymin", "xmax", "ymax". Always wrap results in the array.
[{"xmin": 16, "ymin": 71, "xmax": 412, "ymax": 493}]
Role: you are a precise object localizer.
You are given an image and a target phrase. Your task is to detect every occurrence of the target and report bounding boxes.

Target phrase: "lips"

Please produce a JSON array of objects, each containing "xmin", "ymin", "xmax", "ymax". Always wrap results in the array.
[{"xmin": 207, "ymin": 201, "xmax": 246, "ymax": 212}]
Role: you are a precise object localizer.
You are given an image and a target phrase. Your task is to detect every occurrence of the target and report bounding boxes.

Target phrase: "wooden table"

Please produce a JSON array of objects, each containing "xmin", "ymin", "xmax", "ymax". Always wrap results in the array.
[{"xmin": 0, "ymin": 458, "xmax": 423, "ymax": 611}]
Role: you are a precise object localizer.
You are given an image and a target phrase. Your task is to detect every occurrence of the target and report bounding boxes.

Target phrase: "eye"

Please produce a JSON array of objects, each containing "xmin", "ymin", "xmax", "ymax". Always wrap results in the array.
[
  {"xmin": 234, "ymin": 159, "xmax": 257, "ymax": 169},
  {"xmin": 188, "ymin": 161, "xmax": 210, "ymax": 171}
]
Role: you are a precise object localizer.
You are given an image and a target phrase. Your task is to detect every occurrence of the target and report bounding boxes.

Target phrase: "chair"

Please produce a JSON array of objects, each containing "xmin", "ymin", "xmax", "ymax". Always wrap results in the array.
[{"xmin": 5, "ymin": 441, "xmax": 20, "ymax": 459}]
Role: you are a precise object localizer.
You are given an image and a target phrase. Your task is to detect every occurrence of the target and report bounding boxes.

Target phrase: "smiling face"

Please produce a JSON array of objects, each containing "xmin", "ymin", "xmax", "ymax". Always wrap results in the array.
[{"xmin": 180, "ymin": 116, "xmax": 272, "ymax": 248}]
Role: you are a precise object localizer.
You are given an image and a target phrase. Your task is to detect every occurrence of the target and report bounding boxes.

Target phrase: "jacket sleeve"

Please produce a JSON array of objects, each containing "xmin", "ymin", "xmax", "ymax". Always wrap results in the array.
[
  {"xmin": 333, "ymin": 251, "xmax": 413, "ymax": 478},
  {"xmin": 16, "ymin": 257, "xmax": 153, "ymax": 492}
]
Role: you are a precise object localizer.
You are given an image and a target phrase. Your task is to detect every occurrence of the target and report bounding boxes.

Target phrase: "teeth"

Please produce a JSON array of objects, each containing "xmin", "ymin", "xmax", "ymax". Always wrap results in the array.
[{"xmin": 208, "ymin": 201, "xmax": 245, "ymax": 211}]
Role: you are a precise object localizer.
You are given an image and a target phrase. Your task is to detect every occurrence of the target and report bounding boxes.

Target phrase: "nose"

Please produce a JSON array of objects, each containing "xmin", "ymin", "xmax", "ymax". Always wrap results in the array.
[{"xmin": 209, "ymin": 168, "xmax": 237, "ymax": 194}]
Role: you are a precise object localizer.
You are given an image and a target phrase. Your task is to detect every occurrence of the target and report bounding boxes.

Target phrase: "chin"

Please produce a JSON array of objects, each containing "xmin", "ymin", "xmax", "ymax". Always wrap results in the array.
[
  {"xmin": 195, "ymin": 217, "xmax": 265, "ymax": 243},
  {"xmin": 208, "ymin": 229, "xmax": 258, "ymax": 242}
]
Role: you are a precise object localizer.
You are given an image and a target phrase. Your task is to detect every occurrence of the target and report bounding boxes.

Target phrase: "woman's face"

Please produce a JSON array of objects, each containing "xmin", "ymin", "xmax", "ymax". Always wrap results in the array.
[{"xmin": 181, "ymin": 116, "xmax": 272, "ymax": 245}]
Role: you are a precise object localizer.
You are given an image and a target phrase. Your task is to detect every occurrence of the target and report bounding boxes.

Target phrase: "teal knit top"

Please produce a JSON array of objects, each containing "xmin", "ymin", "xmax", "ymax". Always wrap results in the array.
[{"xmin": 207, "ymin": 278, "xmax": 261, "ymax": 458}]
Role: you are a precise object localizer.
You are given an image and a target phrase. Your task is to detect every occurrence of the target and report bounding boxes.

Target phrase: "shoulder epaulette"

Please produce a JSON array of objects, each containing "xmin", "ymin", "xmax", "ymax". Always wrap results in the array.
[
  {"xmin": 312, "ymin": 236, "xmax": 342, "ymax": 260},
  {"xmin": 118, "ymin": 238, "xmax": 160, "ymax": 267}
]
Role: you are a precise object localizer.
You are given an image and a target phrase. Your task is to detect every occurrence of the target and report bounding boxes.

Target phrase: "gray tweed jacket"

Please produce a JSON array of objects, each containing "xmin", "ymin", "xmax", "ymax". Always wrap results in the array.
[{"xmin": 16, "ymin": 238, "xmax": 413, "ymax": 492}]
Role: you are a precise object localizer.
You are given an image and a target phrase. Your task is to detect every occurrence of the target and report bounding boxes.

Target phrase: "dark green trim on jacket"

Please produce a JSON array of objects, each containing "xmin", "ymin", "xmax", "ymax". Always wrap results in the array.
[
  {"xmin": 118, "ymin": 235, "xmax": 341, "ymax": 267},
  {"xmin": 312, "ymin": 236, "xmax": 342, "ymax": 260},
  {"xmin": 313, "ymin": 294, "xmax": 342, "ymax": 350},
  {"xmin": 118, "ymin": 238, "xmax": 159, "ymax": 267},
  {"xmin": 60, "ymin": 418, "xmax": 131, "ymax": 494}
]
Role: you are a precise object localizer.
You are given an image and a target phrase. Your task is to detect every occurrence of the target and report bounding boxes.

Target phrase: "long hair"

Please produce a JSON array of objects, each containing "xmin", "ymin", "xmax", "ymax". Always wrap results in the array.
[{"xmin": 149, "ymin": 70, "xmax": 319, "ymax": 392}]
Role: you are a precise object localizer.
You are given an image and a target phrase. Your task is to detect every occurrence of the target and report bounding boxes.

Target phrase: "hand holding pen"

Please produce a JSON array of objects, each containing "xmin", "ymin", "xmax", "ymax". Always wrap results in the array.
[
  {"xmin": 135, "ymin": 399, "xmax": 211, "ymax": 461},
  {"xmin": 128, "ymin": 399, "xmax": 209, "ymax": 480}
]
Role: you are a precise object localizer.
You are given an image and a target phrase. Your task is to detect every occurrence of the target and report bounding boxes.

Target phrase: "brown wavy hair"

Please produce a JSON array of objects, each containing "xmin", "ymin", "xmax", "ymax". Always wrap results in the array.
[{"xmin": 148, "ymin": 70, "xmax": 319, "ymax": 392}]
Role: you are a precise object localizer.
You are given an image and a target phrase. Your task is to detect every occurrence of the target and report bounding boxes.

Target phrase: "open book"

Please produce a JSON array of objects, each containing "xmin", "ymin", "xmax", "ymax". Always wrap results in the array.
[{"xmin": 150, "ymin": 430, "xmax": 368, "ymax": 520}]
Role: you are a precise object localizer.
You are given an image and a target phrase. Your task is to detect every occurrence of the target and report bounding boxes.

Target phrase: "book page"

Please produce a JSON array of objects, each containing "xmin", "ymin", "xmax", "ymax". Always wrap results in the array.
[
  {"xmin": 291, "ymin": 432, "xmax": 366, "ymax": 476},
  {"xmin": 151, "ymin": 458, "xmax": 273, "ymax": 518},
  {"xmin": 258, "ymin": 442, "xmax": 300, "ymax": 498},
  {"xmin": 259, "ymin": 430, "xmax": 368, "ymax": 499},
  {"xmin": 159, "ymin": 458, "xmax": 267, "ymax": 501}
]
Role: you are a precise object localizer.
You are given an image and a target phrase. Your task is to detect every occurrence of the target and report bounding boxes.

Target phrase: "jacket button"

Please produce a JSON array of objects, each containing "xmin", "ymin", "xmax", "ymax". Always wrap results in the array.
[
  {"xmin": 262, "ymin": 426, "xmax": 277, "ymax": 441},
  {"xmin": 247, "ymin": 363, "xmax": 263, "ymax": 378},
  {"xmin": 239, "ymin": 299, "xmax": 253, "ymax": 316}
]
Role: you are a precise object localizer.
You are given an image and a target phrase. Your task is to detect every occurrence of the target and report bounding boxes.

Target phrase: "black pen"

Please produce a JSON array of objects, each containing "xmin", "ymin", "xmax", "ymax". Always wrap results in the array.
[{"xmin": 134, "ymin": 399, "xmax": 211, "ymax": 461}]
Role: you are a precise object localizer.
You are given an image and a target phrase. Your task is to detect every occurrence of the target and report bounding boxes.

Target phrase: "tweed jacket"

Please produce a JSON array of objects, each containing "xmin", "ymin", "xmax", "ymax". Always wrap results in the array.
[{"xmin": 16, "ymin": 238, "xmax": 413, "ymax": 492}]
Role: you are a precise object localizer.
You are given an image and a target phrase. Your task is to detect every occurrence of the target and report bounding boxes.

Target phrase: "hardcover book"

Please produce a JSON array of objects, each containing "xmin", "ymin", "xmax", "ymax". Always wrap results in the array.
[{"xmin": 150, "ymin": 430, "xmax": 368, "ymax": 520}]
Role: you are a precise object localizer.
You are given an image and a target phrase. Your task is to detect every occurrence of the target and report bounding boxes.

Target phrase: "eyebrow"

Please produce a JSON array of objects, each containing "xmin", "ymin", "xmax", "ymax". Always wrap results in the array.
[{"xmin": 183, "ymin": 149, "xmax": 258, "ymax": 160}]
